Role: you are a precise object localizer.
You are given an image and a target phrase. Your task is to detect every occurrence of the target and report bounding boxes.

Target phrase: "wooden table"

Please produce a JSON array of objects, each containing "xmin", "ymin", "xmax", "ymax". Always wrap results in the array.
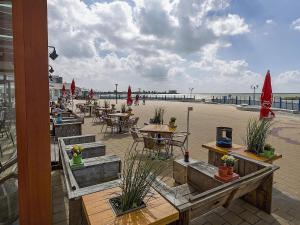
[
  {"xmin": 140, "ymin": 124, "xmax": 176, "ymax": 134},
  {"xmin": 82, "ymin": 187, "xmax": 179, "ymax": 225},
  {"xmin": 202, "ymin": 141, "xmax": 282, "ymax": 166},
  {"xmin": 108, "ymin": 113, "xmax": 131, "ymax": 133}
]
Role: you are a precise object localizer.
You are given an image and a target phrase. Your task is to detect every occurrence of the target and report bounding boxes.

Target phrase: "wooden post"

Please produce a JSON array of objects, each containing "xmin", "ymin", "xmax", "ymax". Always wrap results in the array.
[{"xmin": 13, "ymin": 0, "xmax": 52, "ymax": 224}]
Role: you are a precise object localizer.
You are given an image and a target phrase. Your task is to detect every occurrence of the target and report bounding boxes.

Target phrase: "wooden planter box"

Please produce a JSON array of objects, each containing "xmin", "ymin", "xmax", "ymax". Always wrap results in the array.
[
  {"xmin": 82, "ymin": 187, "xmax": 179, "ymax": 225},
  {"xmin": 157, "ymin": 154, "xmax": 279, "ymax": 225},
  {"xmin": 58, "ymin": 135, "xmax": 121, "ymax": 225}
]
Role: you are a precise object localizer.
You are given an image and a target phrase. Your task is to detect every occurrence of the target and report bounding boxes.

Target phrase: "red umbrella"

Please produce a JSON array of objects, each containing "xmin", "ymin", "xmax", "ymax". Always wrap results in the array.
[
  {"xmin": 70, "ymin": 79, "xmax": 76, "ymax": 96},
  {"xmin": 62, "ymin": 84, "xmax": 66, "ymax": 97},
  {"xmin": 89, "ymin": 89, "xmax": 94, "ymax": 98},
  {"xmin": 260, "ymin": 70, "xmax": 275, "ymax": 119},
  {"xmin": 127, "ymin": 86, "xmax": 133, "ymax": 106}
]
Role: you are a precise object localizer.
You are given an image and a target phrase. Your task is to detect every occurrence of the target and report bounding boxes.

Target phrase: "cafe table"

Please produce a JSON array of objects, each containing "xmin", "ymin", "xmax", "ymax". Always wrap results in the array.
[
  {"xmin": 108, "ymin": 113, "xmax": 131, "ymax": 132},
  {"xmin": 139, "ymin": 124, "xmax": 176, "ymax": 135},
  {"xmin": 82, "ymin": 186, "xmax": 179, "ymax": 225},
  {"xmin": 202, "ymin": 141, "xmax": 282, "ymax": 167}
]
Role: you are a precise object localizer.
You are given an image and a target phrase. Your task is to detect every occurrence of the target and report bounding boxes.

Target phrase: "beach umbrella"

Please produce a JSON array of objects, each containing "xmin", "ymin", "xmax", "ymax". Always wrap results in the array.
[
  {"xmin": 260, "ymin": 70, "xmax": 275, "ymax": 119},
  {"xmin": 71, "ymin": 79, "xmax": 76, "ymax": 96},
  {"xmin": 89, "ymin": 89, "xmax": 94, "ymax": 99},
  {"xmin": 61, "ymin": 84, "xmax": 66, "ymax": 97},
  {"xmin": 127, "ymin": 86, "xmax": 133, "ymax": 106}
]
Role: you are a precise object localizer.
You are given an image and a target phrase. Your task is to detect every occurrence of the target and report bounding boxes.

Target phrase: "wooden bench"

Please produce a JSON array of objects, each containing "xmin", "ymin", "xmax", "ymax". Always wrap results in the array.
[
  {"xmin": 58, "ymin": 135, "xmax": 121, "ymax": 225},
  {"xmin": 154, "ymin": 154, "xmax": 279, "ymax": 225}
]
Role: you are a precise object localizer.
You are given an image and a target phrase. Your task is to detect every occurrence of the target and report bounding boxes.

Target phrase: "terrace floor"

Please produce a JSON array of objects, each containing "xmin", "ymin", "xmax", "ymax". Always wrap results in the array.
[{"xmin": 52, "ymin": 100, "xmax": 300, "ymax": 225}]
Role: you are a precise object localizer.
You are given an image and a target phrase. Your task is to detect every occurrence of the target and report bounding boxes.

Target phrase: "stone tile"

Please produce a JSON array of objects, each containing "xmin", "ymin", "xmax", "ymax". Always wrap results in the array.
[
  {"xmin": 228, "ymin": 202, "xmax": 246, "ymax": 214},
  {"xmin": 239, "ymin": 222, "xmax": 251, "ymax": 225},
  {"xmin": 256, "ymin": 211, "xmax": 276, "ymax": 223},
  {"xmin": 214, "ymin": 206, "xmax": 229, "ymax": 216},
  {"xmin": 191, "ymin": 216, "xmax": 208, "ymax": 225},
  {"xmin": 241, "ymin": 203, "xmax": 259, "ymax": 214},
  {"xmin": 204, "ymin": 212, "xmax": 226, "ymax": 225},
  {"xmin": 239, "ymin": 211, "xmax": 260, "ymax": 224},
  {"xmin": 222, "ymin": 211, "xmax": 243, "ymax": 225}
]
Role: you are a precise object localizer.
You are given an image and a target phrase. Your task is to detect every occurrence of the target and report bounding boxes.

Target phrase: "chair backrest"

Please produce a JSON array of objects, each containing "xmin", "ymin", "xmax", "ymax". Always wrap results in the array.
[
  {"xmin": 130, "ymin": 129, "xmax": 140, "ymax": 141},
  {"xmin": 133, "ymin": 117, "xmax": 139, "ymax": 125},
  {"xmin": 143, "ymin": 137, "xmax": 156, "ymax": 149},
  {"xmin": 106, "ymin": 118, "xmax": 113, "ymax": 126}
]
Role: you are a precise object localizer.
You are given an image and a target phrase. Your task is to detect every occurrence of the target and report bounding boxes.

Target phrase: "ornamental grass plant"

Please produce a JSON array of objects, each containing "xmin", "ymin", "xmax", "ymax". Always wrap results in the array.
[{"xmin": 245, "ymin": 118, "xmax": 272, "ymax": 155}]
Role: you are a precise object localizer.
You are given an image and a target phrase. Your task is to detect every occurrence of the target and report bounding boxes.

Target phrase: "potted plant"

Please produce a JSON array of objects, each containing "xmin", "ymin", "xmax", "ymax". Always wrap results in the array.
[
  {"xmin": 262, "ymin": 143, "xmax": 275, "ymax": 158},
  {"xmin": 121, "ymin": 103, "xmax": 126, "ymax": 113},
  {"xmin": 245, "ymin": 118, "xmax": 272, "ymax": 155},
  {"xmin": 109, "ymin": 149, "xmax": 166, "ymax": 216},
  {"xmin": 169, "ymin": 117, "xmax": 176, "ymax": 128},
  {"xmin": 220, "ymin": 155, "xmax": 236, "ymax": 176},
  {"xmin": 126, "ymin": 106, "xmax": 133, "ymax": 114},
  {"xmin": 111, "ymin": 104, "xmax": 116, "ymax": 110},
  {"xmin": 225, "ymin": 155, "xmax": 236, "ymax": 175},
  {"xmin": 151, "ymin": 108, "xmax": 164, "ymax": 124},
  {"xmin": 70, "ymin": 145, "xmax": 84, "ymax": 165},
  {"xmin": 104, "ymin": 100, "xmax": 110, "ymax": 108}
]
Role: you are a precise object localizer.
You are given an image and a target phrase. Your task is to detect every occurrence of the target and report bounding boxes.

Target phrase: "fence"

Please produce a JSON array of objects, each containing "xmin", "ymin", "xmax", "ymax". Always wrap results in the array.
[
  {"xmin": 98, "ymin": 94, "xmax": 300, "ymax": 111},
  {"xmin": 212, "ymin": 96, "xmax": 300, "ymax": 111}
]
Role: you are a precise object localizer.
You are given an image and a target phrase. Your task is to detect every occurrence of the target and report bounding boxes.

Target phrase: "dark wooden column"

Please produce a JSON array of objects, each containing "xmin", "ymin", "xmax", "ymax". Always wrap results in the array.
[{"xmin": 12, "ymin": 0, "xmax": 52, "ymax": 224}]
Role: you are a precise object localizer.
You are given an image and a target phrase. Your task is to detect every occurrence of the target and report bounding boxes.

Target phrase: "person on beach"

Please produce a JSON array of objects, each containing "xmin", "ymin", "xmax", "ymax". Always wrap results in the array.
[
  {"xmin": 142, "ymin": 95, "xmax": 146, "ymax": 105},
  {"xmin": 135, "ymin": 94, "xmax": 140, "ymax": 106}
]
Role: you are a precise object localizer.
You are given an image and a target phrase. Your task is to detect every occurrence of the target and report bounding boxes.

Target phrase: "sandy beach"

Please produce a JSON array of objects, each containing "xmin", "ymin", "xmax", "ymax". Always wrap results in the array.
[{"xmin": 80, "ymin": 100, "xmax": 300, "ymax": 201}]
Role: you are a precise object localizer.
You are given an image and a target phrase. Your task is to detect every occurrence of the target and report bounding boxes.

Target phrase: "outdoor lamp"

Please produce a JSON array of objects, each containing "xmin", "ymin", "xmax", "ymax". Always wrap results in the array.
[
  {"xmin": 49, "ymin": 65, "xmax": 54, "ymax": 73},
  {"xmin": 185, "ymin": 106, "xmax": 193, "ymax": 162},
  {"xmin": 48, "ymin": 46, "xmax": 58, "ymax": 60}
]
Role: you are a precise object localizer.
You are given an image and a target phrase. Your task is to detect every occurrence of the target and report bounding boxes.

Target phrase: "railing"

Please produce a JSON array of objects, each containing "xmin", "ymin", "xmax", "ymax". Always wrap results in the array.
[
  {"xmin": 211, "ymin": 96, "xmax": 300, "ymax": 111},
  {"xmin": 97, "ymin": 95, "xmax": 300, "ymax": 111}
]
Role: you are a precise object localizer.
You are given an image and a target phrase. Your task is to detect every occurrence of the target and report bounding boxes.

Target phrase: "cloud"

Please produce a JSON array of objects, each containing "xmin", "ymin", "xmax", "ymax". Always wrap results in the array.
[
  {"xmin": 291, "ymin": 18, "xmax": 300, "ymax": 31},
  {"xmin": 265, "ymin": 19, "xmax": 275, "ymax": 25},
  {"xmin": 208, "ymin": 14, "xmax": 250, "ymax": 36},
  {"xmin": 47, "ymin": 0, "xmax": 256, "ymax": 92}
]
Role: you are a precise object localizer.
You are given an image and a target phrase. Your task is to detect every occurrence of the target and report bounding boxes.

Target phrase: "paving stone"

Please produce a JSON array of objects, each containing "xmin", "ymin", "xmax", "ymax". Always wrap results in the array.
[
  {"xmin": 228, "ymin": 202, "xmax": 246, "ymax": 214},
  {"xmin": 214, "ymin": 206, "xmax": 229, "ymax": 216},
  {"xmin": 191, "ymin": 216, "xmax": 208, "ymax": 225},
  {"xmin": 222, "ymin": 211, "xmax": 243, "ymax": 225},
  {"xmin": 204, "ymin": 212, "xmax": 226, "ymax": 225},
  {"xmin": 239, "ymin": 222, "xmax": 251, "ymax": 225},
  {"xmin": 256, "ymin": 211, "xmax": 276, "ymax": 223},
  {"xmin": 242, "ymin": 203, "xmax": 260, "ymax": 214},
  {"xmin": 239, "ymin": 211, "xmax": 260, "ymax": 224}
]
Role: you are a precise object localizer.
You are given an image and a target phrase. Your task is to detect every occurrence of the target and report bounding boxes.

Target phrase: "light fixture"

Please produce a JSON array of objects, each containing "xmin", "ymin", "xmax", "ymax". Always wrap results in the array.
[
  {"xmin": 49, "ymin": 65, "xmax": 54, "ymax": 73},
  {"xmin": 48, "ymin": 46, "xmax": 58, "ymax": 60}
]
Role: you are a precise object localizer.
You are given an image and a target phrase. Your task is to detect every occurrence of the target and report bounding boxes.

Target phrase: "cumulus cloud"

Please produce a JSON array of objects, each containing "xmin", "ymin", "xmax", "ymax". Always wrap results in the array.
[
  {"xmin": 265, "ymin": 19, "xmax": 275, "ymax": 25},
  {"xmin": 291, "ymin": 18, "xmax": 300, "ymax": 31},
  {"xmin": 48, "ymin": 0, "xmax": 257, "ymax": 92}
]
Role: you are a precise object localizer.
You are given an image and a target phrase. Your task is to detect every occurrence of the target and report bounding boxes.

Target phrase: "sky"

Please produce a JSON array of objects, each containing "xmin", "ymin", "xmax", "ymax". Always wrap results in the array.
[{"xmin": 47, "ymin": 0, "xmax": 300, "ymax": 93}]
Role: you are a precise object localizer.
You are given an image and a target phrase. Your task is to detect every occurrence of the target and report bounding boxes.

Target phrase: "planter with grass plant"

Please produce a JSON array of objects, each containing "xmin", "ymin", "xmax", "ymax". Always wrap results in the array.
[
  {"xmin": 104, "ymin": 100, "xmax": 110, "ymax": 108},
  {"xmin": 262, "ymin": 144, "xmax": 275, "ymax": 158},
  {"xmin": 109, "ymin": 149, "xmax": 166, "ymax": 216},
  {"xmin": 121, "ymin": 103, "xmax": 126, "ymax": 113},
  {"xmin": 150, "ymin": 107, "xmax": 164, "ymax": 124},
  {"xmin": 245, "ymin": 118, "xmax": 272, "ymax": 155}
]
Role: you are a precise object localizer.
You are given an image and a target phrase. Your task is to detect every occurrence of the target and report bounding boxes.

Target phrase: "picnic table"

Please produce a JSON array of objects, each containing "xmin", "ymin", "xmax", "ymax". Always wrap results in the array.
[
  {"xmin": 202, "ymin": 141, "xmax": 282, "ymax": 166},
  {"xmin": 82, "ymin": 186, "xmax": 179, "ymax": 225}
]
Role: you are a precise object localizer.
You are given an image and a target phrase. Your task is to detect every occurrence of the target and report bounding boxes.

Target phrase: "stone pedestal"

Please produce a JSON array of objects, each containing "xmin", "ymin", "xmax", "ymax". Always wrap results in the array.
[{"xmin": 173, "ymin": 158, "xmax": 198, "ymax": 184}]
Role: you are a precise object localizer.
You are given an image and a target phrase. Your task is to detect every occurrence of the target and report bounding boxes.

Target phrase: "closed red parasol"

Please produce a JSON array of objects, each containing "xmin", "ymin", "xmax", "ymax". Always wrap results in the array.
[
  {"xmin": 260, "ymin": 70, "xmax": 275, "ymax": 119},
  {"xmin": 89, "ymin": 89, "xmax": 94, "ymax": 98},
  {"xmin": 71, "ymin": 79, "xmax": 76, "ymax": 96},
  {"xmin": 62, "ymin": 84, "xmax": 66, "ymax": 97},
  {"xmin": 127, "ymin": 86, "xmax": 133, "ymax": 106}
]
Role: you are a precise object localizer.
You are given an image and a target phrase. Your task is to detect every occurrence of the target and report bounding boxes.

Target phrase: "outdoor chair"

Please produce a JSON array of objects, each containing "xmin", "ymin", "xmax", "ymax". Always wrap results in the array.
[
  {"xmin": 103, "ymin": 118, "xmax": 119, "ymax": 134},
  {"xmin": 129, "ymin": 128, "xmax": 144, "ymax": 151},
  {"xmin": 127, "ymin": 117, "xmax": 139, "ymax": 129},
  {"xmin": 142, "ymin": 136, "xmax": 172, "ymax": 158},
  {"xmin": 169, "ymin": 131, "xmax": 188, "ymax": 156},
  {"xmin": 92, "ymin": 110, "xmax": 102, "ymax": 123}
]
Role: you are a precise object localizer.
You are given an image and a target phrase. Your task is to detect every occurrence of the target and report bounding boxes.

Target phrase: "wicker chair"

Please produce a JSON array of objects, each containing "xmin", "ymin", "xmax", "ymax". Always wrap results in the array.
[
  {"xmin": 142, "ymin": 136, "xmax": 171, "ymax": 157},
  {"xmin": 103, "ymin": 117, "xmax": 119, "ymax": 134},
  {"xmin": 169, "ymin": 132, "xmax": 188, "ymax": 156},
  {"xmin": 129, "ymin": 128, "xmax": 144, "ymax": 150}
]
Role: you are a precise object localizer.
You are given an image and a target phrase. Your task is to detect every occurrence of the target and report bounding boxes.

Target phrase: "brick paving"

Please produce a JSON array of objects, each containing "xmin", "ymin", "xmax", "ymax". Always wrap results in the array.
[{"xmin": 53, "ymin": 100, "xmax": 300, "ymax": 225}]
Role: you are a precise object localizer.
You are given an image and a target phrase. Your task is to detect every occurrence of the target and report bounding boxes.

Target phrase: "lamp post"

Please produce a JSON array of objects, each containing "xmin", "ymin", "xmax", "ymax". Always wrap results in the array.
[
  {"xmin": 189, "ymin": 87, "xmax": 194, "ymax": 99},
  {"xmin": 251, "ymin": 84, "xmax": 259, "ymax": 105},
  {"xmin": 185, "ymin": 106, "xmax": 193, "ymax": 162},
  {"xmin": 115, "ymin": 83, "xmax": 118, "ymax": 104}
]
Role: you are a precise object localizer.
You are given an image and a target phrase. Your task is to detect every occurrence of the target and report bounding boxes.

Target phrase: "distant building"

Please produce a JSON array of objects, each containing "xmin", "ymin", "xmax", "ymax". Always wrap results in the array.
[{"xmin": 168, "ymin": 90, "xmax": 177, "ymax": 94}]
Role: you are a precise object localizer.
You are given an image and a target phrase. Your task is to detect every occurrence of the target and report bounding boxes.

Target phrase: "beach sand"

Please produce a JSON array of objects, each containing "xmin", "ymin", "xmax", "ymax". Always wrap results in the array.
[{"xmin": 76, "ymin": 100, "xmax": 300, "ymax": 224}]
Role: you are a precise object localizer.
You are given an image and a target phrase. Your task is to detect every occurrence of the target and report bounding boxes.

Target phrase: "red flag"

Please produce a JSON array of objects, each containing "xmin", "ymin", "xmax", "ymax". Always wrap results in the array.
[
  {"xmin": 70, "ymin": 79, "xmax": 76, "ymax": 96},
  {"xmin": 89, "ymin": 89, "xmax": 94, "ymax": 98},
  {"xmin": 62, "ymin": 84, "xmax": 66, "ymax": 97},
  {"xmin": 127, "ymin": 86, "xmax": 133, "ymax": 106},
  {"xmin": 260, "ymin": 70, "xmax": 275, "ymax": 119}
]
